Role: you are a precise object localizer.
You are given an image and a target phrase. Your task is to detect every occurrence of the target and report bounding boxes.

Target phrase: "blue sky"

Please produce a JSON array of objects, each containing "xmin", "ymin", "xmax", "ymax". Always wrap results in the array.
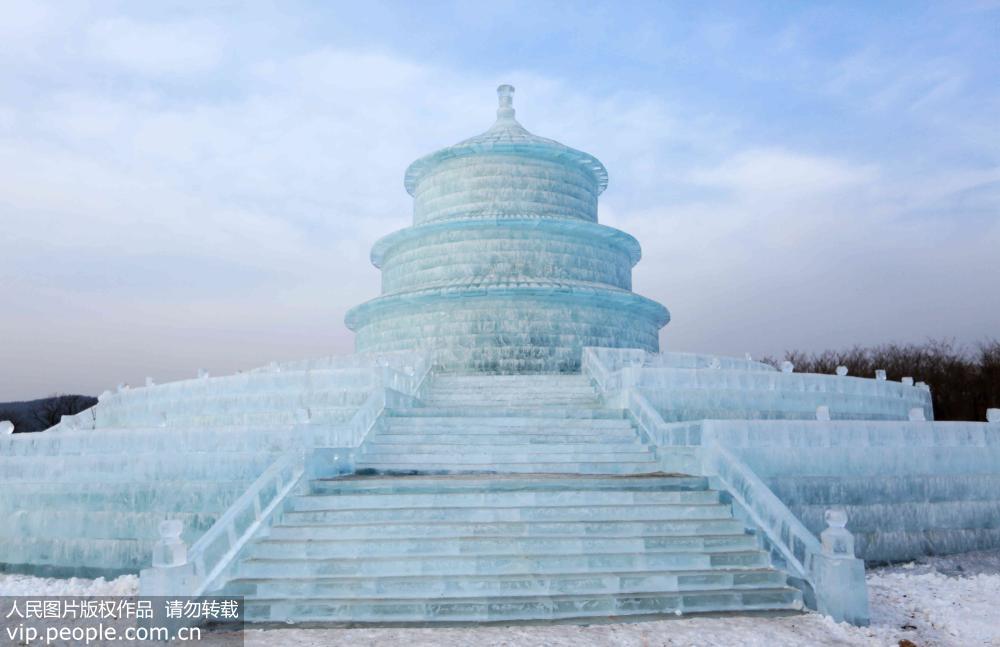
[{"xmin": 1, "ymin": 1, "xmax": 998, "ymax": 399}]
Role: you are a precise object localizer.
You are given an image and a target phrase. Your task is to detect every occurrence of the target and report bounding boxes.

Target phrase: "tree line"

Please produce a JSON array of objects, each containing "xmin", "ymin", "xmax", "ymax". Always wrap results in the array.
[
  {"xmin": 763, "ymin": 339, "xmax": 1000, "ymax": 421},
  {"xmin": 0, "ymin": 395, "xmax": 97, "ymax": 433}
]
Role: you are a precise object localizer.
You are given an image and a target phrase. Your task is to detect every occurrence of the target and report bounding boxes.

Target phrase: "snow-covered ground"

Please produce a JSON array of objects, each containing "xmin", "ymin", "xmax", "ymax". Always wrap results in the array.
[
  {"xmin": 3, "ymin": 551, "xmax": 999, "ymax": 646},
  {"xmin": 0, "ymin": 573, "xmax": 138, "ymax": 597}
]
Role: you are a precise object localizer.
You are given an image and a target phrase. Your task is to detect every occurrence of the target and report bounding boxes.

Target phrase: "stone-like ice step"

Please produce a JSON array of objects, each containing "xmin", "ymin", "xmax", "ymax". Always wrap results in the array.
[
  {"xmin": 739, "ymin": 447, "xmax": 1000, "ymax": 477},
  {"xmin": 854, "ymin": 527, "xmax": 1000, "ymax": 563},
  {"xmin": 766, "ymin": 474, "xmax": 1000, "ymax": 505},
  {"xmin": 237, "ymin": 550, "xmax": 770, "ymax": 578},
  {"xmin": 247, "ymin": 534, "xmax": 758, "ymax": 559},
  {"xmin": 241, "ymin": 587, "xmax": 801, "ymax": 623},
  {"xmin": 354, "ymin": 461, "xmax": 659, "ymax": 475},
  {"xmin": 424, "ymin": 392, "xmax": 598, "ymax": 401},
  {"xmin": 308, "ymin": 475, "xmax": 710, "ymax": 496},
  {"xmin": 361, "ymin": 445, "xmax": 653, "ymax": 458},
  {"xmin": 0, "ymin": 537, "xmax": 155, "ymax": 576},
  {"xmin": 0, "ymin": 480, "xmax": 249, "ymax": 511},
  {"xmin": 387, "ymin": 407, "xmax": 625, "ymax": 419},
  {"xmin": 2, "ymin": 510, "xmax": 217, "ymax": 540},
  {"xmin": 356, "ymin": 450, "xmax": 656, "ymax": 464},
  {"xmin": 423, "ymin": 396, "xmax": 600, "ymax": 406},
  {"xmin": 226, "ymin": 567, "xmax": 787, "ymax": 599},
  {"xmin": 266, "ymin": 518, "xmax": 748, "ymax": 540},
  {"xmin": 427, "ymin": 382, "xmax": 596, "ymax": 390},
  {"xmin": 381, "ymin": 417, "xmax": 632, "ymax": 430},
  {"xmin": 280, "ymin": 503, "xmax": 732, "ymax": 524},
  {"xmin": 359, "ymin": 447, "xmax": 653, "ymax": 461},
  {"xmin": 429, "ymin": 375, "xmax": 593, "ymax": 385},
  {"xmin": 0, "ymin": 452, "xmax": 278, "ymax": 482},
  {"xmin": 369, "ymin": 433, "xmax": 640, "ymax": 445},
  {"xmin": 242, "ymin": 587, "xmax": 801, "ymax": 623},
  {"xmin": 99, "ymin": 390, "xmax": 370, "ymax": 417},
  {"xmin": 791, "ymin": 500, "xmax": 1000, "ymax": 533},
  {"xmin": 142, "ymin": 407, "xmax": 357, "ymax": 427},
  {"xmin": 0, "ymin": 427, "xmax": 341, "ymax": 456},
  {"xmin": 288, "ymin": 489, "xmax": 720, "ymax": 510}
]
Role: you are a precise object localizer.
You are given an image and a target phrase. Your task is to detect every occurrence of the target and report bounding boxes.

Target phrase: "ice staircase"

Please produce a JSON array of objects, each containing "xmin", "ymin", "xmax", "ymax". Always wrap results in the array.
[
  {"xmin": 225, "ymin": 474, "xmax": 802, "ymax": 623},
  {"xmin": 355, "ymin": 374, "xmax": 661, "ymax": 475},
  {"xmin": 220, "ymin": 374, "xmax": 803, "ymax": 623}
]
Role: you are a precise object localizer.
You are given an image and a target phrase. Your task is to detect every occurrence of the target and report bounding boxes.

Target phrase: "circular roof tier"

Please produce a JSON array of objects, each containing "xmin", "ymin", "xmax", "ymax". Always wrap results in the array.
[
  {"xmin": 403, "ymin": 85, "xmax": 609, "ymax": 197},
  {"xmin": 369, "ymin": 217, "xmax": 642, "ymax": 269}
]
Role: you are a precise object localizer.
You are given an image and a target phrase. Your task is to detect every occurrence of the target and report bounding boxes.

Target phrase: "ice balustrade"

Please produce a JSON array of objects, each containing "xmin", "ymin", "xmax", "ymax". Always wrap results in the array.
[
  {"xmin": 635, "ymin": 365, "xmax": 931, "ymax": 422},
  {"xmin": 250, "ymin": 349, "xmax": 431, "ymax": 374},
  {"xmin": 644, "ymin": 351, "xmax": 777, "ymax": 372},
  {"xmin": 94, "ymin": 371, "xmax": 375, "ymax": 428},
  {"xmin": 706, "ymin": 420, "xmax": 1000, "ymax": 476},
  {"xmin": 581, "ymin": 347, "xmax": 871, "ymax": 625},
  {"xmin": 139, "ymin": 354, "xmax": 434, "ymax": 596},
  {"xmin": 44, "ymin": 353, "xmax": 428, "ymax": 434},
  {"xmin": 139, "ymin": 448, "xmax": 306, "ymax": 597}
]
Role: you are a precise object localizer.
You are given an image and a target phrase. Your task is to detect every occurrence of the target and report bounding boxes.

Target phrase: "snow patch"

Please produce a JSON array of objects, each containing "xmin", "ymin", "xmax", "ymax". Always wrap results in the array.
[{"xmin": 0, "ymin": 573, "xmax": 138, "ymax": 597}]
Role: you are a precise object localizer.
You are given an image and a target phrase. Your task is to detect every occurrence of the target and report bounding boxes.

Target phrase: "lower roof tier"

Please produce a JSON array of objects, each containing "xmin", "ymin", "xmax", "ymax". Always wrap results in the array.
[
  {"xmin": 346, "ymin": 286, "xmax": 669, "ymax": 373},
  {"xmin": 372, "ymin": 217, "xmax": 644, "ymax": 295}
]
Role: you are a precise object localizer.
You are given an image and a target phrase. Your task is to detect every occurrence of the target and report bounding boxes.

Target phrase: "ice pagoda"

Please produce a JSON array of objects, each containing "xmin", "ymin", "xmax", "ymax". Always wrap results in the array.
[
  {"xmin": 346, "ymin": 84, "xmax": 668, "ymax": 373},
  {"xmin": 3, "ymin": 85, "xmax": 999, "ymax": 629}
]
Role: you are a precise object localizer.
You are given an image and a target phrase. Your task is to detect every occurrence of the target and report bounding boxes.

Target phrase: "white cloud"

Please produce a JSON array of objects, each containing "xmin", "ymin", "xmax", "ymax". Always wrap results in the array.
[
  {"xmin": 1, "ymin": 5, "xmax": 997, "ymax": 399},
  {"xmin": 86, "ymin": 17, "xmax": 225, "ymax": 75},
  {"xmin": 689, "ymin": 149, "xmax": 877, "ymax": 197}
]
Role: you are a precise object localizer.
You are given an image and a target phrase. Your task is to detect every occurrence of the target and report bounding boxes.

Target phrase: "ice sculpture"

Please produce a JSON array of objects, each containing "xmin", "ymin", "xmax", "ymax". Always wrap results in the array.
[{"xmin": 346, "ymin": 85, "xmax": 669, "ymax": 373}]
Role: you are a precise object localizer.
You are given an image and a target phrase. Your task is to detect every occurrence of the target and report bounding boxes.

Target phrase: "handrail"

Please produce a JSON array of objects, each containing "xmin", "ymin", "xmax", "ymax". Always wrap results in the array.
[
  {"xmin": 139, "ymin": 447, "xmax": 307, "ymax": 597},
  {"xmin": 581, "ymin": 347, "xmax": 628, "ymax": 404},
  {"xmin": 700, "ymin": 437, "xmax": 869, "ymax": 624},
  {"xmin": 702, "ymin": 442, "xmax": 815, "ymax": 578},
  {"xmin": 139, "ymin": 353, "xmax": 435, "ymax": 598},
  {"xmin": 587, "ymin": 346, "xmax": 870, "ymax": 625},
  {"xmin": 347, "ymin": 352, "xmax": 434, "ymax": 446},
  {"xmin": 191, "ymin": 448, "xmax": 306, "ymax": 595}
]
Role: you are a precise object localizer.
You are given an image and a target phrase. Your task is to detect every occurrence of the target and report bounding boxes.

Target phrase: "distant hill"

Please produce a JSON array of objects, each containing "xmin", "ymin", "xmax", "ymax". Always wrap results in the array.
[{"xmin": 0, "ymin": 395, "xmax": 97, "ymax": 433}]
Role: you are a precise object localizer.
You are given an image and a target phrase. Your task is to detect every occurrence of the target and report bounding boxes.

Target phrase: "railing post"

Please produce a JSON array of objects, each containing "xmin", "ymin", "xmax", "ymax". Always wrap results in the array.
[
  {"xmin": 811, "ymin": 509, "xmax": 870, "ymax": 625},
  {"xmin": 138, "ymin": 520, "xmax": 199, "ymax": 596}
]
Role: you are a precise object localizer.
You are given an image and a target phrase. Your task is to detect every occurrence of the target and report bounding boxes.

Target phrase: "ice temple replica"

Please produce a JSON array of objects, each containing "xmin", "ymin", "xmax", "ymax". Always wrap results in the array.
[{"xmin": 3, "ymin": 85, "xmax": 999, "ymax": 627}]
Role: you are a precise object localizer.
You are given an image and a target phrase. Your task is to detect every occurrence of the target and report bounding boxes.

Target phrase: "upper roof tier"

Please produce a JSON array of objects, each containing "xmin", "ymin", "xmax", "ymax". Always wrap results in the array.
[{"xmin": 403, "ymin": 85, "xmax": 609, "ymax": 199}]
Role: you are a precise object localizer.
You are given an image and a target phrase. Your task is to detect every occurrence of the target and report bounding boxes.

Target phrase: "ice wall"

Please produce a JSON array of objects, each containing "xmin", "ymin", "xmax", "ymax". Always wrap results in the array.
[
  {"xmin": 0, "ymin": 358, "xmax": 390, "ymax": 575},
  {"xmin": 636, "ymin": 365, "xmax": 932, "ymax": 422},
  {"xmin": 701, "ymin": 419, "xmax": 1000, "ymax": 562}
]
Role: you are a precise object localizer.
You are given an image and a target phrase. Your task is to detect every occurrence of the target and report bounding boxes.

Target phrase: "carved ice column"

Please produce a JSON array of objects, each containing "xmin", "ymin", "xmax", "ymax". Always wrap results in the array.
[
  {"xmin": 138, "ymin": 520, "xmax": 199, "ymax": 596},
  {"xmin": 813, "ymin": 508, "xmax": 870, "ymax": 625}
]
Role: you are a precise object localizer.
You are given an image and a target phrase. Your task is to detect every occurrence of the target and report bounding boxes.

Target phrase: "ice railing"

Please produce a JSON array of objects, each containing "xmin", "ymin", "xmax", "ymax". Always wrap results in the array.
[
  {"xmin": 138, "ymin": 352, "xmax": 434, "ymax": 597},
  {"xmin": 622, "ymin": 351, "xmax": 933, "ymax": 422},
  {"xmin": 644, "ymin": 351, "xmax": 777, "ymax": 372},
  {"xmin": 47, "ymin": 351, "xmax": 433, "ymax": 432},
  {"xmin": 138, "ymin": 448, "xmax": 306, "ymax": 597},
  {"xmin": 249, "ymin": 350, "xmax": 430, "ymax": 374},
  {"xmin": 581, "ymin": 347, "xmax": 871, "ymax": 625}
]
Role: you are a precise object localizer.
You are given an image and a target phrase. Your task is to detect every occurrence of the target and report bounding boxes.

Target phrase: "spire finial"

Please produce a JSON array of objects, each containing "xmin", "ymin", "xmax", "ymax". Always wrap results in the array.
[{"xmin": 497, "ymin": 84, "xmax": 515, "ymax": 120}]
